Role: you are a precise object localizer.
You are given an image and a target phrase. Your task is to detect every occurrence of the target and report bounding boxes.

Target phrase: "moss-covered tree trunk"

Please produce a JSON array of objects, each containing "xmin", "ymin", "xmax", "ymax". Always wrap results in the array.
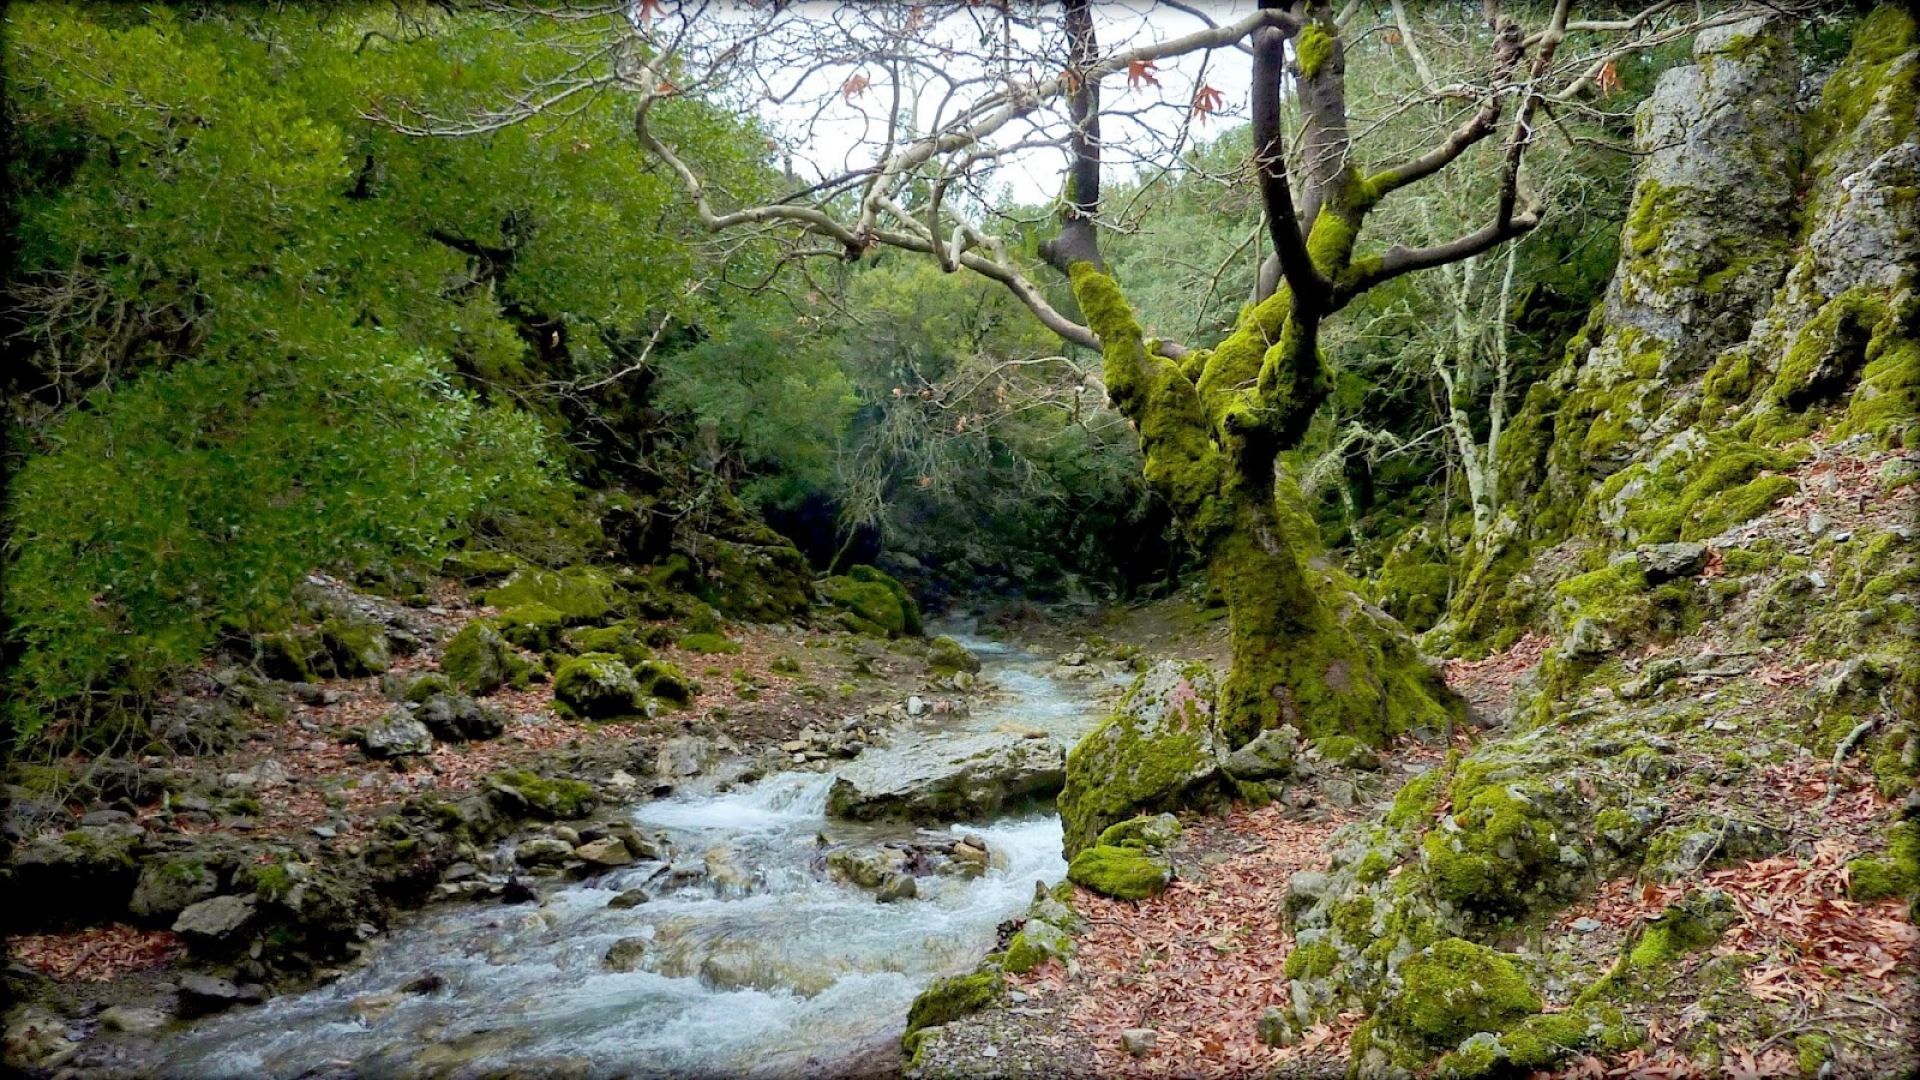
[{"xmin": 1071, "ymin": 264, "xmax": 1458, "ymax": 752}]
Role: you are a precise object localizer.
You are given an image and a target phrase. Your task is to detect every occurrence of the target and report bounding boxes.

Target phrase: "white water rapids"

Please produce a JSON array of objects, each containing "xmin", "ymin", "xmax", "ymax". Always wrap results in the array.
[{"xmin": 142, "ymin": 629, "xmax": 1118, "ymax": 1079}]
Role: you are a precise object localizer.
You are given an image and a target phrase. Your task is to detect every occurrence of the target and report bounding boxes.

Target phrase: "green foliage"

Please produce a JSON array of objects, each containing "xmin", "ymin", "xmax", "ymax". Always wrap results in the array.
[{"xmin": 2, "ymin": 4, "xmax": 774, "ymax": 740}]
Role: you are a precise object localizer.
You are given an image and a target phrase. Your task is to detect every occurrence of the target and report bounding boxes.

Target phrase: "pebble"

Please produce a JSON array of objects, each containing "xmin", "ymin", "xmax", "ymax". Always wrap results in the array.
[
  {"xmin": 312, "ymin": 825, "xmax": 337, "ymax": 839},
  {"xmin": 981, "ymin": 1045, "xmax": 999, "ymax": 1059},
  {"xmin": 1571, "ymin": 917, "xmax": 1602, "ymax": 933},
  {"xmin": 1121, "ymin": 1028, "xmax": 1157, "ymax": 1057}
]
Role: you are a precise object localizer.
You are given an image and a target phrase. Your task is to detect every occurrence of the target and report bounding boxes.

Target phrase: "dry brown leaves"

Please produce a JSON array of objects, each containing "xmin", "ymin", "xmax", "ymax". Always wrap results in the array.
[
  {"xmin": 1442, "ymin": 632, "xmax": 1550, "ymax": 718},
  {"xmin": 1011, "ymin": 804, "xmax": 1360, "ymax": 1078},
  {"xmin": 12, "ymin": 924, "xmax": 185, "ymax": 982}
]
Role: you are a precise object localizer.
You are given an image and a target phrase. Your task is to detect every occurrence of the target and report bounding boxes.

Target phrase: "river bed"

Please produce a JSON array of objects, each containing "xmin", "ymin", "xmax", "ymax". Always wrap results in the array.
[{"xmin": 142, "ymin": 631, "xmax": 1115, "ymax": 1078}]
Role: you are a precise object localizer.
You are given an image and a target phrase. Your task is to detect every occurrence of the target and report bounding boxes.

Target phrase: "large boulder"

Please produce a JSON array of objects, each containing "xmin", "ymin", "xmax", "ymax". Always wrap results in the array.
[
  {"xmin": 361, "ymin": 709, "xmax": 433, "ymax": 758},
  {"xmin": 129, "ymin": 854, "xmax": 223, "ymax": 923},
  {"xmin": 551, "ymin": 653, "xmax": 643, "ymax": 719},
  {"xmin": 5, "ymin": 823, "xmax": 144, "ymax": 927},
  {"xmin": 826, "ymin": 732, "xmax": 1065, "ymax": 823},
  {"xmin": 818, "ymin": 565, "xmax": 920, "ymax": 637},
  {"xmin": 415, "ymin": 693, "xmax": 506, "ymax": 742},
  {"xmin": 440, "ymin": 620, "xmax": 533, "ymax": 695},
  {"xmin": 1058, "ymin": 661, "xmax": 1221, "ymax": 857},
  {"xmin": 172, "ymin": 893, "xmax": 257, "ymax": 944},
  {"xmin": 482, "ymin": 567, "xmax": 620, "ymax": 625}
]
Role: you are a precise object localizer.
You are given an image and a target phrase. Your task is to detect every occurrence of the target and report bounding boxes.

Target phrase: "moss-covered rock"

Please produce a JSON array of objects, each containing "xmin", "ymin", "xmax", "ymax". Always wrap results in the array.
[
  {"xmin": 634, "ymin": 659, "xmax": 693, "ymax": 705},
  {"xmin": 677, "ymin": 632, "xmax": 741, "ymax": 655},
  {"xmin": 493, "ymin": 604, "xmax": 566, "ymax": 652},
  {"xmin": 818, "ymin": 566, "xmax": 920, "ymax": 638},
  {"xmin": 485, "ymin": 769, "xmax": 596, "ymax": 820},
  {"xmin": 1096, "ymin": 812, "xmax": 1181, "ymax": 852},
  {"xmin": 440, "ymin": 620, "xmax": 533, "ymax": 695},
  {"xmin": 441, "ymin": 549, "xmax": 525, "ymax": 586},
  {"xmin": 483, "ymin": 567, "xmax": 620, "ymax": 625},
  {"xmin": 317, "ymin": 615, "xmax": 392, "ymax": 677},
  {"xmin": 551, "ymin": 653, "xmax": 643, "ymax": 719},
  {"xmin": 1847, "ymin": 821, "xmax": 1920, "ymax": 901},
  {"xmin": 1066, "ymin": 844, "xmax": 1170, "ymax": 900},
  {"xmin": 1375, "ymin": 938, "xmax": 1541, "ymax": 1053},
  {"xmin": 1058, "ymin": 661, "xmax": 1220, "ymax": 857},
  {"xmin": 903, "ymin": 969, "xmax": 1003, "ymax": 1045},
  {"xmin": 927, "ymin": 634, "xmax": 981, "ymax": 674},
  {"xmin": 1001, "ymin": 918, "xmax": 1074, "ymax": 974},
  {"xmin": 565, "ymin": 621, "xmax": 652, "ymax": 666}
]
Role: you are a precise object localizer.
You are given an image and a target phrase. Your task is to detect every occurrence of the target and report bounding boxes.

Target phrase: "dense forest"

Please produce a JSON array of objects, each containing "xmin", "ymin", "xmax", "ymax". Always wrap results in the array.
[{"xmin": 1, "ymin": 3, "xmax": 1914, "ymax": 1078}]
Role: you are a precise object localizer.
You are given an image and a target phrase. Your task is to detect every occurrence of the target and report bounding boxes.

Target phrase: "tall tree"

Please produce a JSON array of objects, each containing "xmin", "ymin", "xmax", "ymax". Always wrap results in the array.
[{"xmin": 395, "ymin": 0, "xmax": 1810, "ymax": 745}]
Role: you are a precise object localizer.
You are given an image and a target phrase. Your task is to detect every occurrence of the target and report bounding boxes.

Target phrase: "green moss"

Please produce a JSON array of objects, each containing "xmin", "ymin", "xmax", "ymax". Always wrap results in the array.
[
  {"xmin": 1435, "ymin": 1007, "xmax": 1635, "ymax": 1079},
  {"xmin": 487, "ymin": 768, "xmax": 596, "ymax": 819},
  {"xmin": 1294, "ymin": 22, "xmax": 1335, "ymax": 79},
  {"xmin": 566, "ymin": 621, "xmax": 651, "ymax": 666},
  {"xmin": 1686, "ymin": 474, "xmax": 1797, "ymax": 540},
  {"xmin": 1067, "ymin": 844, "xmax": 1170, "ymax": 900},
  {"xmin": 1848, "ymin": 822, "xmax": 1920, "ymax": 901},
  {"xmin": 1058, "ymin": 664, "xmax": 1215, "ymax": 856},
  {"xmin": 1001, "ymin": 920, "xmax": 1073, "ymax": 974},
  {"xmin": 927, "ymin": 634, "xmax": 981, "ymax": 674},
  {"xmin": 318, "ymin": 616, "xmax": 390, "ymax": 677},
  {"xmin": 494, "ymin": 604, "xmax": 565, "ymax": 651},
  {"xmin": 1421, "ymin": 779, "xmax": 1554, "ymax": 916},
  {"xmin": 818, "ymin": 574, "xmax": 912, "ymax": 637},
  {"xmin": 1836, "ymin": 289, "xmax": 1920, "ymax": 445},
  {"xmin": 1386, "ymin": 769, "xmax": 1445, "ymax": 828},
  {"xmin": 1769, "ymin": 288, "xmax": 1889, "ymax": 409},
  {"xmin": 847, "ymin": 565, "xmax": 920, "ymax": 635},
  {"xmin": 1628, "ymin": 896, "xmax": 1729, "ymax": 967},
  {"xmin": 550, "ymin": 653, "xmax": 641, "ymax": 719},
  {"xmin": 903, "ymin": 970, "xmax": 1003, "ymax": 1043},
  {"xmin": 482, "ymin": 567, "xmax": 619, "ymax": 625},
  {"xmin": 441, "ymin": 620, "xmax": 533, "ymax": 694},
  {"xmin": 441, "ymin": 549, "xmax": 525, "ymax": 586},
  {"xmin": 634, "ymin": 659, "xmax": 693, "ymax": 705},
  {"xmin": 1388, "ymin": 938, "xmax": 1542, "ymax": 1048},
  {"xmin": 1795, "ymin": 1033, "xmax": 1831, "ymax": 1078},
  {"xmin": 677, "ymin": 632, "xmax": 741, "ymax": 655},
  {"xmin": 1096, "ymin": 813, "xmax": 1181, "ymax": 852},
  {"xmin": 1284, "ymin": 940, "xmax": 1338, "ymax": 979}
]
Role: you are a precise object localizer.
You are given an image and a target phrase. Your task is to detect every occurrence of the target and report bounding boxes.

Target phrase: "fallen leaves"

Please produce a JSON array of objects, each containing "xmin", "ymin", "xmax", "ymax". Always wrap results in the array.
[
  {"xmin": 13, "ymin": 924, "xmax": 185, "ymax": 982},
  {"xmin": 1010, "ymin": 802, "xmax": 1359, "ymax": 1078}
]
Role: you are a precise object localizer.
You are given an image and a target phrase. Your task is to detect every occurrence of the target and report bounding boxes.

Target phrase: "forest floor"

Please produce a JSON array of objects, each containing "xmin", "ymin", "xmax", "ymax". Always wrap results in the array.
[{"xmin": 921, "ymin": 637, "xmax": 1915, "ymax": 1079}]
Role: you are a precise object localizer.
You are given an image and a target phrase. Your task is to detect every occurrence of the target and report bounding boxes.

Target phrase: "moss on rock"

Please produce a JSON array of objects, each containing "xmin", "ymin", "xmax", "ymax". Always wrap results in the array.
[
  {"xmin": 551, "ymin": 653, "xmax": 642, "ymax": 719},
  {"xmin": 1059, "ymin": 661, "xmax": 1219, "ymax": 857},
  {"xmin": 483, "ymin": 567, "xmax": 620, "ymax": 625},
  {"xmin": 440, "ymin": 620, "xmax": 534, "ymax": 695},
  {"xmin": 1066, "ymin": 844, "xmax": 1170, "ymax": 900},
  {"xmin": 494, "ymin": 604, "xmax": 566, "ymax": 652},
  {"xmin": 903, "ymin": 970, "xmax": 1003, "ymax": 1044},
  {"xmin": 486, "ymin": 768, "xmax": 596, "ymax": 820},
  {"xmin": 1381, "ymin": 938, "xmax": 1541, "ymax": 1049}
]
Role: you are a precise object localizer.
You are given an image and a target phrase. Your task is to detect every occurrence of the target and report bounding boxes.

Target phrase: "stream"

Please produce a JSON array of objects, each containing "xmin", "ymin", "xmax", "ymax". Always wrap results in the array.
[{"xmin": 144, "ymin": 630, "xmax": 1116, "ymax": 1079}]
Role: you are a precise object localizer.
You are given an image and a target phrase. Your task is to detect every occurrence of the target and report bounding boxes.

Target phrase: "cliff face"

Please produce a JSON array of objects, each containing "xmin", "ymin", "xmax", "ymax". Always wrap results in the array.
[{"xmin": 1290, "ymin": 12, "xmax": 1918, "ymax": 1077}]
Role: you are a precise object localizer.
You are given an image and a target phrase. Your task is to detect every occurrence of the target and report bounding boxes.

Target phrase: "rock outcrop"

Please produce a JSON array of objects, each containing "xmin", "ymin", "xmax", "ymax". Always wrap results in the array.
[{"xmin": 826, "ymin": 731, "xmax": 1065, "ymax": 822}]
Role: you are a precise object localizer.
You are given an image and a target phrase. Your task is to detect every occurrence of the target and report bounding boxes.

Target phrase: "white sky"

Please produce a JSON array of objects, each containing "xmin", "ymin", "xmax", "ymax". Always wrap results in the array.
[{"xmin": 747, "ymin": 2, "xmax": 1261, "ymax": 207}]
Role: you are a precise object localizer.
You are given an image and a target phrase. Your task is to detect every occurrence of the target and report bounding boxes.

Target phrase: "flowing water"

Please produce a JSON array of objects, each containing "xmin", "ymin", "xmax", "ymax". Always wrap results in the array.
[{"xmin": 145, "ymin": 629, "xmax": 1116, "ymax": 1079}]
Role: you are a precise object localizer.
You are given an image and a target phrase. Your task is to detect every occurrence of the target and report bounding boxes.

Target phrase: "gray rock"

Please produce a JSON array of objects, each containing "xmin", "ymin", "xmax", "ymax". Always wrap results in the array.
[
  {"xmin": 1120, "ymin": 1028, "xmax": 1158, "ymax": 1057},
  {"xmin": 874, "ymin": 872, "xmax": 918, "ymax": 903},
  {"xmin": 98, "ymin": 1006, "xmax": 169, "ymax": 1033},
  {"xmin": 130, "ymin": 856, "xmax": 221, "ymax": 922},
  {"xmin": 1571, "ymin": 917, "xmax": 1602, "ymax": 933},
  {"xmin": 172, "ymin": 894, "xmax": 257, "ymax": 942},
  {"xmin": 574, "ymin": 836, "xmax": 633, "ymax": 867},
  {"xmin": 416, "ymin": 693, "xmax": 506, "ymax": 743},
  {"xmin": 514, "ymin": 837, "xmax": 575, "ymax": 867},
  {"xmin": 607, "ymin": 888, "xmax": 651, "ymax": 909},
  {"xmin": 1562, "ymin": 617, "xmax": 1614, "ymax": 660},
  {"xmin": 362, "ymin": 710, "xmax": 433, "ymax": 758},
  {"xmin": 826, "ymin": 732, "xmax": 1065, "ymax": 823},
  {"xmin": 175, "ymin": 973, "xmax": 245, "ymax": 1017},
  {"xmin": 1219, "ymin": 725, "xmax": 1299, "ymax": 781},
  {"xmin": 1257, "ymin": 1005, "xmax": 1298, "ymax": 1048},
  {"xmin": 3, "ymin": 1008, "xmax": 76, "ymax": 1069},
  {"xmin": 1638, "ymin": 542, "xmax": 1708, "ymax": 583},
  {"xmin": 603, "ymin": 936, "xmax": 649, "ymax": 972}
]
